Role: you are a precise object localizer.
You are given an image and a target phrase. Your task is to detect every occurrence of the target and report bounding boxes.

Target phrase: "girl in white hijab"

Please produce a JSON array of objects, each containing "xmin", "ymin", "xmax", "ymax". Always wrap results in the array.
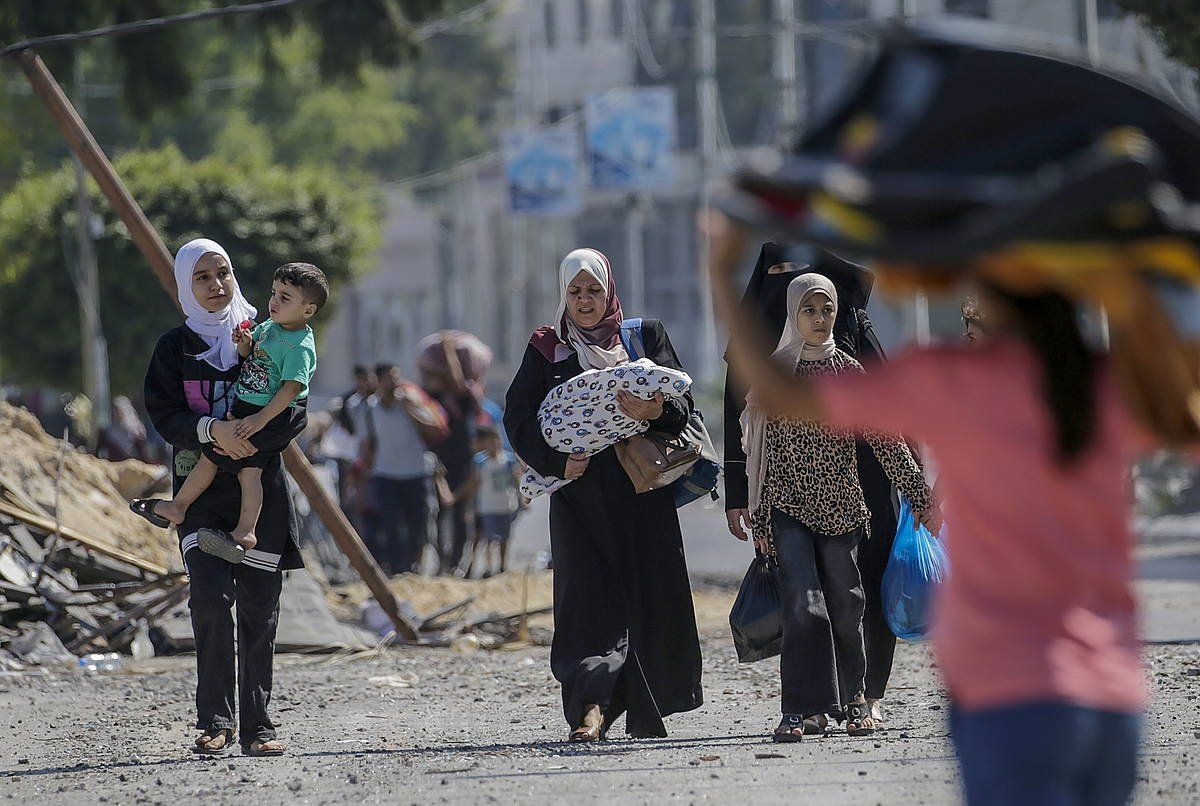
[
  {"xmin": 741, "ymin": 273, "xmax": 840, "ymax": 515},
  {"xmin": 735, "ymin": 272, "xmax": 931, "ymax": 741},
  {"xmin": 174, "ymin": 238, "xmax": 257, "ymax": 371}
]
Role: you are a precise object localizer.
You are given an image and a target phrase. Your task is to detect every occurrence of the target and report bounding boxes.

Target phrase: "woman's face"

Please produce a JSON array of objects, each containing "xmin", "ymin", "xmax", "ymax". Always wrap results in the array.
[
  {"xmin": 566, "ymin": 270, "xmax": 606, "ymax": 329},
  {"xmin": 191, "ymin": 252, "xmax": 234, "ymax": 313},
  {"xmin": 795, "ymin": 291, "xmax": 835, "ymax": 345}
]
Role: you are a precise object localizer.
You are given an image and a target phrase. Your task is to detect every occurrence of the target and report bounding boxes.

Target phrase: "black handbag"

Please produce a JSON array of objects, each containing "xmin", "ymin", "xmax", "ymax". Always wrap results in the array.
[{"xmin": 729, "ymin": 553, "xmax": 784, "ymax": 663}]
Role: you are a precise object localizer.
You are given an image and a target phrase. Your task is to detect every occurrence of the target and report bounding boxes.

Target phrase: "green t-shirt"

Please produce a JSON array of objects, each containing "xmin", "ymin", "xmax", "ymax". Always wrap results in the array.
[{"xmin": 235, "ymin": 320, "xmax": 317, "ymax": 407}]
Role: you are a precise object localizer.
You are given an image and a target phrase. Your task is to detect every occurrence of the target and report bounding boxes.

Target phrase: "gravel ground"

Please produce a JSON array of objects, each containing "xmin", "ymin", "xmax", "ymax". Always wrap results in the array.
[{"xmin": 2, "ymin": 631, "xmax": 1198, "ymax": 805}]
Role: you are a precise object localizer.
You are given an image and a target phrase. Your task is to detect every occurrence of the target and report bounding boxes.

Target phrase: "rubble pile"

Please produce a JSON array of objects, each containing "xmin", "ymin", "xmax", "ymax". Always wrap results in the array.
[{"xmin": 0, "ymin": 402, "xmax": 180, "ymax": 670}]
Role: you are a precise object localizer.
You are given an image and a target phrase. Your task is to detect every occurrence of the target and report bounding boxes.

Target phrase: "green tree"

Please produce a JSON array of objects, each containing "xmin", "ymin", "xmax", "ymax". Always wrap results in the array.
[
  {"xmin": 0, "ymin": 0, "xmax": 447, "ymax": 118},
  {"xmin": 0, "ymin": 145, "xmax": 380, "ymax": 397},
  {"xmin": 0, "ymin": 1, "xmax": 508, "ymax": 187},
  {"xmin": 1117, "ymin": 1, "xmax": 1200, "ymax": 71}
]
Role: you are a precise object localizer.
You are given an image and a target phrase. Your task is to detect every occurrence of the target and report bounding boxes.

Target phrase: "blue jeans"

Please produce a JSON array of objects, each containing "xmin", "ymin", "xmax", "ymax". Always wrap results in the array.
[{"xmin": 951, "ymin": 702, "xmax": 1141, "ymax": 806}]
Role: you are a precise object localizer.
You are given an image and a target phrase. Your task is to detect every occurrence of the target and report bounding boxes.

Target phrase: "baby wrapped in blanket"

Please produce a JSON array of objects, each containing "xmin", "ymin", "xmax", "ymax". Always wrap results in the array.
[{"xmin": 520, "ymin": 358, "xmax": 692, "ymax": 498}]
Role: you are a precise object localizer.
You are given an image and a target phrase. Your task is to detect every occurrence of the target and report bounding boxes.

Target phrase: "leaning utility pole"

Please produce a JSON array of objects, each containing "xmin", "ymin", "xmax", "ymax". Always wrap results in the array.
[{"xmin": 14, "ymin": 48, "xmax": 417, "ymax": 641}]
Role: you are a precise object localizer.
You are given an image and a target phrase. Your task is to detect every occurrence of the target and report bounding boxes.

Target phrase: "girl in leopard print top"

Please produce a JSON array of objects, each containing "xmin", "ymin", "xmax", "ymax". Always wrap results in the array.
[
  {"xmin": 751, "ymin": 349, "xmax": 931, "ymax": 546},
  {"xmin": 740, "ymin": 274, "xmax": 934, "ymax": 742}
]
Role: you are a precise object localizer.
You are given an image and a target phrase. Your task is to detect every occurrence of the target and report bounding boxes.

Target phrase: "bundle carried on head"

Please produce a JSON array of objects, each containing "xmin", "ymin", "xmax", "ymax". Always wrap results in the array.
[
  {"xmin": 720, "ymin": 19, "xmax": 1200, "ymax": 445},
  {"xmin": 416, "ymin": 330, "xmax": 493, "ymax": 384}
]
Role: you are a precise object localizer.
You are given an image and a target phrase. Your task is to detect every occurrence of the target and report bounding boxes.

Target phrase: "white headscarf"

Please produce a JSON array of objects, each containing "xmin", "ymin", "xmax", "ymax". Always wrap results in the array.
[
  {"xmin": 553, "ymin": 248, "xmax": 629, "ymax": 371},
  {"xmin": 174, "ymin": 238, "xmax": 257, "ymax": 371},
  {"xmin": 741, "ymin": 273, "xmax": 840, "ymax": 513}
]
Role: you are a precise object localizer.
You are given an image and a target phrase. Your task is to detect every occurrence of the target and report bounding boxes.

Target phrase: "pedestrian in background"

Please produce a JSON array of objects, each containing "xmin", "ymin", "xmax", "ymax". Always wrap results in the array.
[
  {"xmin": 360, "ymin": 364, "xmax": 448, "ymax": 575},
  {"xmin": 461, "ymin": 424, "xmax": 521, "ymax": 578}
]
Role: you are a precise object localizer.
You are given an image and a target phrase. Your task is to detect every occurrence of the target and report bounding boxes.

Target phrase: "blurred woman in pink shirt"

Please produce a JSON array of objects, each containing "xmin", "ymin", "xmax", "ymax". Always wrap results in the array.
[{"xmin": 710, "ymin": 221, "xmax": 1155, "ymax": 806}]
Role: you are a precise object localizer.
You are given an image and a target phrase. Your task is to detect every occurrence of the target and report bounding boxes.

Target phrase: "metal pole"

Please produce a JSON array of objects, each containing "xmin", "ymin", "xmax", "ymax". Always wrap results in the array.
[
  {"xmin": 71, "ymin": 59, "xmax": 110, "ymax": 446},
  {"xmin": 16, "ymin": 49, "xmax": 417, "ymax": 642},
  {"xmin": 776, "ymin": 0, "xmax": 799, "ymax": 140},
  {"xmin": 695, "ymin": 0, "xmax": 720, "ymax": 388},
  {"xmin": 626, "ymin": 194, "xmax": 647, "ymax": 313},
  {"xmin": 1080, "ymin": 0, "xmax": 1101, "ymax": 66}
]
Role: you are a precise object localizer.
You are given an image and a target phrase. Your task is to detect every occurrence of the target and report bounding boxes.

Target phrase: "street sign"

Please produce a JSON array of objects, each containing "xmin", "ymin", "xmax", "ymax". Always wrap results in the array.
[{"xmin": 501, "ymin": 127, "xmax": 582, "ymax": 216}]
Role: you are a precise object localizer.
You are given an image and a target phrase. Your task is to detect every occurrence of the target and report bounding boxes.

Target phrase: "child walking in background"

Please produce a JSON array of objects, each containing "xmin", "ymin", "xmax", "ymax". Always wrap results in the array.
[
  {"xmin": 466, "ymin": 425, "xmax": 522, "ymax": 577},
  {"xmin": 132, "ymin": 263, "xmax": 327, "ymax": 564}
]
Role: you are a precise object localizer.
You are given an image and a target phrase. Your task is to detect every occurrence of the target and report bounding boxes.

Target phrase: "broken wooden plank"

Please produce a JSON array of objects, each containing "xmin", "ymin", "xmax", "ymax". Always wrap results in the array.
[{"xmin": 0, "ymin": 499, "xmax": 167, "ymax": 576}]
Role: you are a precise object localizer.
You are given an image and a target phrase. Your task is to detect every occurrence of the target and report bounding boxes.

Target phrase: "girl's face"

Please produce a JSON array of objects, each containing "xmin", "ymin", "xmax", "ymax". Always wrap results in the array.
[
  {"xmin": 796, "ymin": 291, "xmax": 835, "ymax": 345},
  {"xmin": 566, "ymin": 270, "xmax": 606, "ymax": 329},
  {"xmin": 192, "ymin": 252, "xmax": 234, "ymax": 313}
]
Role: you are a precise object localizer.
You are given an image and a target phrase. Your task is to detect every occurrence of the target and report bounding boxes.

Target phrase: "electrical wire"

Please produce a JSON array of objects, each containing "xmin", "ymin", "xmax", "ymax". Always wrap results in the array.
[
  {"xmin": 0, "ymin": 0, "xmax": 502, "ymax": 59},
  {"xmin": 0, "ymin": 0, "xmax": 328, "ymax": 58}
]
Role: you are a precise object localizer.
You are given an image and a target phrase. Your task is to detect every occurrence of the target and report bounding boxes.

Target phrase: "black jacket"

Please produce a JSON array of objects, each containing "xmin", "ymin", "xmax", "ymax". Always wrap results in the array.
[{"xmin": 144, "ymin": 325, "xmax": 305, "ymax": 570}]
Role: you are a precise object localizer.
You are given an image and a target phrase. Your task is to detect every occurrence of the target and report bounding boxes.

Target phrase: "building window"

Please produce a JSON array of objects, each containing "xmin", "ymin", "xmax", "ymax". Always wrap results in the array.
[
  {"xmin": 544, "ymin": 1, "xmax": 556, "ymax": 48},
  {"xmin": 944, "ymin": 0, "xmax": 989, "ymax": 17},
  {"xmin": 578, "ymin": 0, "xmax": 590, "ymax": 42},
  {"xmin": 611, "ymin": 0, "xmax": 624, "ymax": 37}
]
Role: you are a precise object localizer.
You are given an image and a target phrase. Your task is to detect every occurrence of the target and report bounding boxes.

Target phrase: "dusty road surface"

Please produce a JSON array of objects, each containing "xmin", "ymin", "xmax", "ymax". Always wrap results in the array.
[{"xmin": 3, "ymin": 629, "xmax": 1199, "ymax": 805}]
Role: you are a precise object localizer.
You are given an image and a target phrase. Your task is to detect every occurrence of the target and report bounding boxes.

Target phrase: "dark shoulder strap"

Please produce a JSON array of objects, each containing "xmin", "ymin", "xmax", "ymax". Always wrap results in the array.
[{"xmin": 856, "ymin": 309, "xmax": 888, "ymax": 364}]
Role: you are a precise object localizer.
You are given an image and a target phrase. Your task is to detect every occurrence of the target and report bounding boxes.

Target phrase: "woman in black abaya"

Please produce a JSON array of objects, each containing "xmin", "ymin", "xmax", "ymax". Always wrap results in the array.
[
  {"xmin": 504, "ymin": 248, "xmax": 703, "ymax": 742},
  {"xmin": 723, "ymin": 241, "xmax": 900, "ymax": 724}
]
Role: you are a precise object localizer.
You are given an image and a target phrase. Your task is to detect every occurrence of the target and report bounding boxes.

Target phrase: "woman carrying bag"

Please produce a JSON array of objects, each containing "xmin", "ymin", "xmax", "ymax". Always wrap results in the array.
[
  {"xmin": 740, "ymin": 273, "xmax": 934, "ymax": 742},
  {"xmin": 504, "ymin": 248, "xmax": 703, "ymax": 742},
  {"xmin": 724, "ymin": 242, "xmax": 902, "ymax": 724}
]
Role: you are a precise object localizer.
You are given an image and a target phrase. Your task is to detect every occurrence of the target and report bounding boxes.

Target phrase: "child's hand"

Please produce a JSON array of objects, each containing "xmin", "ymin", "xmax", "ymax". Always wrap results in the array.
[
  {"xmin": 232, "ymin": 323, "xmax": 254, "ymax": 355},
  {"xmin": 233, "ymin": 414, "xmax": 266, "ymax": 439}
]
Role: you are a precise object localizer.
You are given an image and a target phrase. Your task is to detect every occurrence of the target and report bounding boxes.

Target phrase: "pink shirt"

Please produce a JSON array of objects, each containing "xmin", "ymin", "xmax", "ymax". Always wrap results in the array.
[{"xmin": 818, "ymin": 340, "xmax": 1146, "ymax": 714}]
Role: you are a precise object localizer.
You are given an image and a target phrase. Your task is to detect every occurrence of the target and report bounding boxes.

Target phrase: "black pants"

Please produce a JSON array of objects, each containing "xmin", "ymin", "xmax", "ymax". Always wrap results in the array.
[
  {"xmin": 857, "ymin": 441, "xmax": 900, "ymax": 700},
  {"xmin": 439, "ymin": 497, "xmax": 472, "ymax": 573},
  {"xmin": 773, "ymin": 509, "xmax": 867, "ymax": 716},
  {"xmin": 184, "ymin": 546, "xmax": 282, "ymax": 746},
  {"xmin": 363, "ymin": 475, "xmax": 429, "ymax": 574}
]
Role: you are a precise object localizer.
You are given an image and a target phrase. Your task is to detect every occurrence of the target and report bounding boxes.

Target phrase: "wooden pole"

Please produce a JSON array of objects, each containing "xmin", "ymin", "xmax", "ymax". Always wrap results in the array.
[{"xmin": 15, "ymin": 49, "xmax": 418, "ymax": 641}]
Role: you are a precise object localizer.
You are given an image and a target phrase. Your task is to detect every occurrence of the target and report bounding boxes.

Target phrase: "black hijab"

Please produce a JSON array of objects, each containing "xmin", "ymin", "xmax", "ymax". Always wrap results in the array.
[{"xmin": 736, "ymin": 241, "xmax": 875, "ymax": 356}]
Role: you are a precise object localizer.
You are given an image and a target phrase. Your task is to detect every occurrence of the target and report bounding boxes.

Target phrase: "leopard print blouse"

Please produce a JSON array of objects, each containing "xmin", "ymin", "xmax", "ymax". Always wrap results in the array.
[{"xmin": 751, "ymin": 349, "xmax": 932, "ymax": 546}]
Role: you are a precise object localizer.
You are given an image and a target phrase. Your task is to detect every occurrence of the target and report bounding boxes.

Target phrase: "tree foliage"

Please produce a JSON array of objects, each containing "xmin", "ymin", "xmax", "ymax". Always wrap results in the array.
[
  {"xmin": 0, "ymin": 1, "xmax": 508, "ymax": 186},
  {"xmin": 0, "ymin": 0, "xmax": 447, "ymax": 118},
  {"xmin": 1117, "ymin": 1, "xmax": 1200, "ymax": 71},
  {"xmin": 0, "ymin": 146, "xmax": 380, "ymax": 397}
]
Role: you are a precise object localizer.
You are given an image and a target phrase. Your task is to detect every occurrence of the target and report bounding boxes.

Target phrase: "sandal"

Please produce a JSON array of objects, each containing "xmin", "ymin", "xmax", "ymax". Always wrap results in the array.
[
  {"xmin": 772, "ymin": 714, "xmax": 805, "ymax": 743},
  {"xmin": 244, "ymin": 739, "xmax": 286, "ymax": 757},
  {"xmin": 130, "ymin": 498, "xmax": 172, "ymax": 529},
  {"xmin": 568, "ymin": 704, "xmax": 605, "ymax": 743},
  {"xmin": 804, "ymin": 713, "xmax": 829, "ymax": 735},
  {"xmin": 867, "ymin": 699, "xmax": 886, "ymax": 725},
  {"xmin": 192, "ymin": 728, "xmax": 235, "ymax": 755},
  {"xmin": 845, "ymin": 701, "xmax": 876, "ymax": 737},
  {"xmin": 197, "ymin": 528, "xmax": 246, "ymax": 565}
]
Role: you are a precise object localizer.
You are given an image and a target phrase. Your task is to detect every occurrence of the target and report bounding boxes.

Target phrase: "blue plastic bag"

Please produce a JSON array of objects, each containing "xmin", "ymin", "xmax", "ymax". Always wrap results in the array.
[{"xmin": 882, "ymin": 497, "xmax": 949, "ymax": 642}]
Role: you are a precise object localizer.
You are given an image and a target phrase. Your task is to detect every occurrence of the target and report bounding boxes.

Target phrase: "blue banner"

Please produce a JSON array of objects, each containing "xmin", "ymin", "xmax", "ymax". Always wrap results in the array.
[
  {"xmin": 501, "ymin": 128, "xmax": 582, "ymax": 216},
  {"xmin": 585, "ymin": 87, "xmax": 677, "ymax": 190}
]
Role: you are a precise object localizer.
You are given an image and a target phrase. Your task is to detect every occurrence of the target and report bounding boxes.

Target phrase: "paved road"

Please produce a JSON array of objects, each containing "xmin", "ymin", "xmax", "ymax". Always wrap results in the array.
[{"xmin": 513, "ymin": 494, "xmax": 1200, "ymax": 643}]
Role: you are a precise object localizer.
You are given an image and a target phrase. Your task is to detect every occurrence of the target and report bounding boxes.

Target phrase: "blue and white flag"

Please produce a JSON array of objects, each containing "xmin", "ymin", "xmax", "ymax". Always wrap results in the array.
[
  {"xmin": 585, "ymin": 87, "xmax": 677, "ymax": 190},
  {"xmin": 501, "ymin": 128, "xmax": 582, "ymax": 216}
]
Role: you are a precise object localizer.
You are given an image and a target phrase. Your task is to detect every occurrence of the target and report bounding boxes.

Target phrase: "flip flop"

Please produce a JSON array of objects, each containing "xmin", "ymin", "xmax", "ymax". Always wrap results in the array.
[
  {"xmin": 197, "ymin": 528, "xmax": 246, "ymax": 565},
  {"xmin": 244, "ymin": 739, "xmax": 286, "ymax": 757},
  {"xmin": 192, "ymin": 728, "xmax": 235, "ymax": 756},
  {"xmin": 129, "ymin": 498, "xmax": 172, "ymax": 529}
]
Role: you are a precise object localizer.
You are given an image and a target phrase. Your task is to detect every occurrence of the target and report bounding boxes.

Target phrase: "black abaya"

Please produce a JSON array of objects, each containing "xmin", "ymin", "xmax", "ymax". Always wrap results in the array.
[
  {"xmin": 723, "ymin": 242, "xmax": 900, "ymax": 699},
  {"xmin": 504, "ymin": 319, "xmax": 704, "ymax": 737}
]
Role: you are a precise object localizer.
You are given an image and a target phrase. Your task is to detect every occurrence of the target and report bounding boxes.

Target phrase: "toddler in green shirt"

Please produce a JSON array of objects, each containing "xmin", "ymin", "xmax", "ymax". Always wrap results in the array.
[{"xmin": 133, "ymin": 263, "xmax": 327, "ymax": 563}]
